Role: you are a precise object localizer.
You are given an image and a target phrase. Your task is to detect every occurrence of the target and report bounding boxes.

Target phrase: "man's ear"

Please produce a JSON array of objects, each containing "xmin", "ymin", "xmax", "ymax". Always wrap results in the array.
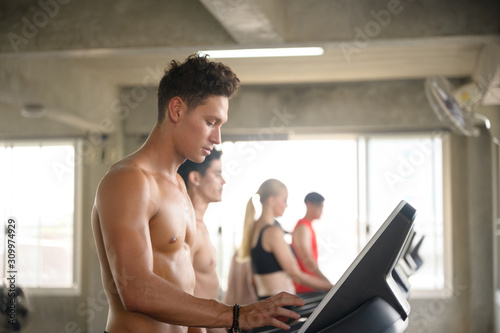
[
  {"xmin": 168, "ymin": 97, "xmax": 183, "ymax": 123},
  {"xmin": 188, "ymin": 171, "xmax": 201, "ymax": 187}
]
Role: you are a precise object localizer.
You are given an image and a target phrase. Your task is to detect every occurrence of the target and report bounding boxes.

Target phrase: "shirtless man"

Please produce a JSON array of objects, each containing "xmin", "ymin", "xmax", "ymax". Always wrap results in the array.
[
  {"xmin": 178, "ymin": 149, "xmax": 226, "ymax": 333},
  {"xmin": 91, "ymin": 54, "xmax": 304, "ymax": 333}
]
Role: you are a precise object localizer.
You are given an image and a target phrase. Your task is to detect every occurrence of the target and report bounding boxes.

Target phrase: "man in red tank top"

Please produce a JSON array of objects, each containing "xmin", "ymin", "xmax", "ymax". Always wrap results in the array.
[{"xmin": 291, "ymin": 192, "xmax": 332, "ymax": 294}]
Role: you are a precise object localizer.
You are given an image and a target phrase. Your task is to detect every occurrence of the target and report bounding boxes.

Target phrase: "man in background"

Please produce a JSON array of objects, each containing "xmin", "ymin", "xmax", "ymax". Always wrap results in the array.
[
  {"xmin": 178, "ymin": 149, "xmax": 226, "ymax": 333},
  {"xmin": 291, "ymin": 192, "xmax": 332, "ymax": 294}
]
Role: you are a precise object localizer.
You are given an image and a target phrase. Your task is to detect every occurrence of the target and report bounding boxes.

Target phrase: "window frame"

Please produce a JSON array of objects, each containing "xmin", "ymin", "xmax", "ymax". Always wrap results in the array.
[
  {"xmin": 0, "ymin": 139, "xmax": 82, "ymax": 296},
  {"xmin": 359, "ymin": 132, "xmax": 453, "ymax": 299}
]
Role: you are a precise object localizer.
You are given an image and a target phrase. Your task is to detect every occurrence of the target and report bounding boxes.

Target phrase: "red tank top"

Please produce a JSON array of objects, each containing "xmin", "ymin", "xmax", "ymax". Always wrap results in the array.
[{"xmin": 292, "ymin": 218, "xmax": 318, "ymax": 293}]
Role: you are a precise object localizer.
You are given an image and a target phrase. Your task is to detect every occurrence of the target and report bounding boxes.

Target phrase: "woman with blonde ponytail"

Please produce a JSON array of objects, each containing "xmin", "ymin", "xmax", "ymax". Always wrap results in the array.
[
  {"xmin": 244, "ymin": 179, "xmax": 333, "ymax": 300},
  {"xmin": 238, "ymin": 194, "xmax": 259, "ymax": 260},
  {"xmin": 223, "ymin": 196, "xmax": 259, "ymax": 305}
]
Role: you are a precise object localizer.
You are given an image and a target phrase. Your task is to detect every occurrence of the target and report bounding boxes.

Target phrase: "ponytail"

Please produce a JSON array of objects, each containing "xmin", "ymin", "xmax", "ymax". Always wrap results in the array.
[{"xmin": 238, "ymin": 196, "xmax": 256, "ymax": 260}]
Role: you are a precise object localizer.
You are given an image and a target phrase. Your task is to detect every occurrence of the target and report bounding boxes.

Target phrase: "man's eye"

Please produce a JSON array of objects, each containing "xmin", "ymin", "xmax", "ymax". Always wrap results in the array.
[{"xmin": 207, "ymin": 121, "xmax": 215, "ymax": 126}]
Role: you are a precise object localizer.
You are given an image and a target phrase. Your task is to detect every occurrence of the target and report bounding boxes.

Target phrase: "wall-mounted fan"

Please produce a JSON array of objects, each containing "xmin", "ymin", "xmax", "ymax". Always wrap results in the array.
[
  {"xmin": 425, "ymin": 43, "xmax": 500, "ymax": 139},
  {"xmin": 19, "ymin": 103, "xmax": 113, "ymax": 133},
  {"xmin": 424, "ymin": 76, "xmax": 487, "ymax": 137},
  {"xmin": 0, "ymin": 92, "xmax": 113, "ymax": 134}
]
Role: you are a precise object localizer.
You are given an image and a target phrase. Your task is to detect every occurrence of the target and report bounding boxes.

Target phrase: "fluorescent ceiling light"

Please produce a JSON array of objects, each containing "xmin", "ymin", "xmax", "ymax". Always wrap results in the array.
[{"xmin": 198, "ymin": 47, "xmax": 324, "ymax": 59}]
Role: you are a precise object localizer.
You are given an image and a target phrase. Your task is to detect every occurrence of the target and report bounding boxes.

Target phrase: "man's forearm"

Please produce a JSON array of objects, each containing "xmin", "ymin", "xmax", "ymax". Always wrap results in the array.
[
  {"xmin": 120, "ymin": 273, "xmax": 232, "ymax": 328},
  {"xmin": 119, "ymin": 274, "xmax": 304, "ymax": 330},
  {"xmin": 148, "ymin": 294, "xmax": 232, "ymax": 328}
]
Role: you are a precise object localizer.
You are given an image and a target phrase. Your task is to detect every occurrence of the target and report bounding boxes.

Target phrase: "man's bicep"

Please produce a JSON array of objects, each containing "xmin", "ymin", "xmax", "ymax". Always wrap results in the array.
[
  {"xmin": 101, "ymin": 209, "xmax": 153, "ymax": 275},
  {"xmin": 97, "ymin": 171, "xmax": 155, "ymax": 285}
]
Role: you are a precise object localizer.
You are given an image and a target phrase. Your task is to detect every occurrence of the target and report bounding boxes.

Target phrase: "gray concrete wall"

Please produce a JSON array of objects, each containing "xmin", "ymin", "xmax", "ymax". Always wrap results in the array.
[
  {"xmin": 122, "ymin": 79, "xmax": 444, "ymax": 152},
  {"xmin": 467, "ymin": 128, "xmax": 494, "ymax": 333}
]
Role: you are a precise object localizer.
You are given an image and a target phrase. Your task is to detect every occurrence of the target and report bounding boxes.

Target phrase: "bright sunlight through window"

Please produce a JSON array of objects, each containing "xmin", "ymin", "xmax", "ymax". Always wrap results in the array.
[{"xmin": 0, "ymin": 141, "xmax": 78, "ymax": 292}]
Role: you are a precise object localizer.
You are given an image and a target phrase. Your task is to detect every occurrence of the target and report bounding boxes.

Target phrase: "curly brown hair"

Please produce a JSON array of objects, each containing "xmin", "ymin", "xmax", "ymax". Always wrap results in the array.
[
  {"xmin": 157, "ymin": 53, "xmax": 241, "ymax": 123},
  {"xmin": 177, "ymin": 149, "xmax": 222, "ymax": 189}
]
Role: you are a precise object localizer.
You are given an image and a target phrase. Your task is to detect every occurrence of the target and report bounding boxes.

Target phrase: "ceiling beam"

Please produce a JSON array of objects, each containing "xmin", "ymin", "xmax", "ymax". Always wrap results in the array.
[
  {"xmin": 198, "ymin": 0, "xmax": 285, "ymax": 44},
  {"xmin": 2, "ymin": 36, "xmax": 498, "ymax": 86}
]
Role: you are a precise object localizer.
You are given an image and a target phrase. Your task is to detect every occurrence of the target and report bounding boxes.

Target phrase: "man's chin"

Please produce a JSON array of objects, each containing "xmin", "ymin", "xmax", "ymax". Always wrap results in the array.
[
  {"xmin": 210, "ymin": 196, "xmax": 222, "ymax": 203},
  {"xmin": 188, "ymin": 155, "xmax": 206, "ymax": 163}
]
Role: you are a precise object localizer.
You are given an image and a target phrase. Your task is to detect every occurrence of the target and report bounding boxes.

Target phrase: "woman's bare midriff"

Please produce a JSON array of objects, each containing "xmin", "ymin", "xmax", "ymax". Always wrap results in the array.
[{"xmin": 254, "ymin": 271, "xmax": 295, "ymax": 298}]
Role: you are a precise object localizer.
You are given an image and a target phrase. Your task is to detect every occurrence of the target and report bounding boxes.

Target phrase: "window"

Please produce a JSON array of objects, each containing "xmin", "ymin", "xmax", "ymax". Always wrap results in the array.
[
  {"xmin": 0, "ymin": 140, "xmax": 80, "ymax": 295},
  {"xmin": 206, "ymin": 133, "xmax": 448, "ymax": 297},
  {"xmin": 363, "ymin": 134, "xmax": 448, "ymax": 295}
]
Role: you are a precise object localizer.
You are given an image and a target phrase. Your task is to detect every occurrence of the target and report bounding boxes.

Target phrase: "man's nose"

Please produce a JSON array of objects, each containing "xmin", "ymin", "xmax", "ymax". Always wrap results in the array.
[{"xmin": 210, "ymin": 127, "xmax": 221, "ymax": 144}]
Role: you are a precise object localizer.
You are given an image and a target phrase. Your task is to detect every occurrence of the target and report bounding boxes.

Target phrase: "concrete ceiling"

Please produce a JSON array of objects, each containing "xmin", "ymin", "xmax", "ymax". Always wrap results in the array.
[{"xmin": 0, "ymin": 0, "xmax": 499, "ymax": 116}]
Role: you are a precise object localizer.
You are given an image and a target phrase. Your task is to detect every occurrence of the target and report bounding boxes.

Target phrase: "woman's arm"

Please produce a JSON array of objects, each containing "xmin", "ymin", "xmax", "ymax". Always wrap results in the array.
[{"xmin": 266, "ymin": 227, "xmax": 333, "ymax": 291}]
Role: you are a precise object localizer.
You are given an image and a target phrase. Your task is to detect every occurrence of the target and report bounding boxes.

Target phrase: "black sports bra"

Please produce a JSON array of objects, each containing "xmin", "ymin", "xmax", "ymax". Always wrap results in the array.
[{"xmin": 251, "ymin": 225, "xmax": 283, "ymax": 274}]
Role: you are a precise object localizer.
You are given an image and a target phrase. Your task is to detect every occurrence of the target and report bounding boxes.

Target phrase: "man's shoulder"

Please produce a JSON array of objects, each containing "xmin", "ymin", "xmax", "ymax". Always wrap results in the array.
[
  {"xmin": 101, "ymin": 162, "xmax": 150, "ymax": 188},
  {"xmin": 296, "ymin": 218, "xmax": 312, "ymax": 227},
  {"xmin": 293, "ymin": 220, "xmax": 311, "ymax": 235},
  {"xmin": 196, "ymin": 220, "xmax": 208, "ymax": 230},
  {"xmin": 96, "ymin": 157, "xmax": 158, "ymax": 203}
]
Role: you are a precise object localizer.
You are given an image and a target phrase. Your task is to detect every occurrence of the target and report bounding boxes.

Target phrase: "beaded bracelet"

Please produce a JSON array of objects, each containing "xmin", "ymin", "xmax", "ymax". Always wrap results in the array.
[{"xmin": 228, "ymin": 304, "xmax": 241, "ymax": 333}]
